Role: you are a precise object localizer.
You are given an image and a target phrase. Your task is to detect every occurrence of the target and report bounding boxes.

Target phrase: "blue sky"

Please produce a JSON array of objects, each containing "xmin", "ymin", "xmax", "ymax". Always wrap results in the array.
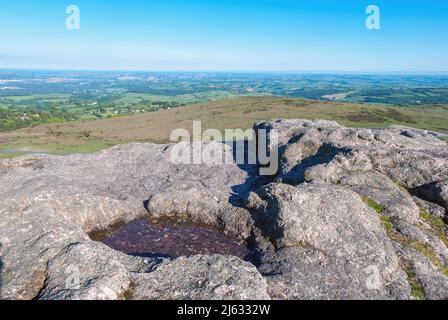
[{"xmin": 0, "ymin": 0, "xmax": 447, "ymax": 72}]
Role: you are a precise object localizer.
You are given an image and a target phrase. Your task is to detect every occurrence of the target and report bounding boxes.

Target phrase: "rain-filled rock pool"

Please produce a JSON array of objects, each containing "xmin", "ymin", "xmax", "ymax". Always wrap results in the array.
[{"xmin": 90, "ymin": 218, "xmax": 251, "ymax": 260}]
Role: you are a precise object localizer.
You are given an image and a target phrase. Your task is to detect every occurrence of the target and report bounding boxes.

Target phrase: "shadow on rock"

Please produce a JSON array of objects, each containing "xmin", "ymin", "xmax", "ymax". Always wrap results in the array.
[
  {"xmin": 0, "ymin": 243, "xmax": 3, "ymax": 296},
  {"xmin": 411, "ymin": 182, "xmax": 447, "ymax": 204},
  {"xmin": 410, "ymin": 182, "xmax": 448, "ymax": 221},
  {"xmin": 281, "ymin": 143, "xmax": 351, "ymax": 184},
  {"xmin": 225, "ymin": 140, "xmax": 270, "ymax": 208},
  {"xmin": 130, "ymin": 252, "xmax": 174, "ymax": 259}
]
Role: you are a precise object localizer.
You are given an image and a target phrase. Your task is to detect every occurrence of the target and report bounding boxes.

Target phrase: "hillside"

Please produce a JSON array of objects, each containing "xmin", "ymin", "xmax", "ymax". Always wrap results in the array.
[{"xmin": 1, "ymin": 96, "xmax": 448, "ymax": 158}]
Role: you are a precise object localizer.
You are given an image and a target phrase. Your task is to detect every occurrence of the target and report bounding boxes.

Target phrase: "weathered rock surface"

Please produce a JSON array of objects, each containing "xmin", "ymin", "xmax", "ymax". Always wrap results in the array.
[
  {"xmin": 1, "ymin": 119, "xmax": 447, "ymax": 300},
  {"xmin": 130, "ymin": 255, "xmax": 269, "ymax": 300},
  {"xmin": 413, "ymin": 180, "xmax": 448, "ymax": 212},
  {"xmin": 0, "ymin": 142, "xmax": 264, "ymax": 300},
  {"xmin": 255, "ymin": 118, "xmax": 448, "ymax": 196},
  {"xmin": 245, "ymin": 182, "xmax": 409, "ymax": 299},
  {"xmin": 394, "ymin": 244, "xmax": 448, "ymax": 300}
]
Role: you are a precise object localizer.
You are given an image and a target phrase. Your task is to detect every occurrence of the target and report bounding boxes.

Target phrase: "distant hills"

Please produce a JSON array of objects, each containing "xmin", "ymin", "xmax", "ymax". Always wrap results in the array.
[{"xmin": 1, "ymin": 96, "xmax": 447, "ymax": 159}]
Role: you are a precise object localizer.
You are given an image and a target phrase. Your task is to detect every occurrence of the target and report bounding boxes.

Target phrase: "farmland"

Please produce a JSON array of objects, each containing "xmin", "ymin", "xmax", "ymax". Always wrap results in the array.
[
  {"xmin": 1, "ymin": 70, "xmax": 448, "ymax": 158},
  {"xmin": 1, "ymin": 96, "xmax": 447, "ymax": 159}
]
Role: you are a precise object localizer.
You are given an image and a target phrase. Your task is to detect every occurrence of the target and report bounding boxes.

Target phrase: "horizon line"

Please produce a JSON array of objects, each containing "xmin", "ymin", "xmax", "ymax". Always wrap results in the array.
[{"xmin": 1, "ymin": 67, "xmax": 448, "ymax": 76}]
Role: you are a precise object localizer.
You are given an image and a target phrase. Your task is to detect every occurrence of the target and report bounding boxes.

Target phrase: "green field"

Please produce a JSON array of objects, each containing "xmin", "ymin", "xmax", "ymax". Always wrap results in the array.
[{"xmin": 1, "ymin": 96, "xmax": 447, "ymax": 159}]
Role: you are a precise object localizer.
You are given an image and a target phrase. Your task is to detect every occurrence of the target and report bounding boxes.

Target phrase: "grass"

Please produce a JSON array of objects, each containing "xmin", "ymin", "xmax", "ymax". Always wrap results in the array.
[
  {"xmin": 395, "ymin": 182, "xmax": 409, "ymax": 193},
  {"xmin": 419, "ymin": 210, "xmax": 448, "ymax": 248},
  {"xmin": 121, "ymin": 287, "xmax": 134, "ymax": 300},
  {"xmin": 359, "ymin": 195, "xmax": 392, "ymax": 233},
  {"xmin": 113, "ymin": 91, "xmax": 245, "ymax": 106},
  {"xmin": 0, "ymin": 157, "xmax": 38, "ymax": 170},
  {"xmin": 359, "ymin": 196, "xmax": 448, "ymax": 282},
  {"xmin": 382, "ymin": 215, "xmax": 448, "ymax": 278},
  {"xmin": 393, "ymin": 231, "xmax": 448, "ymax": 277},
  {"xmin": 0, "ymin": 151, "xmax": 27, "ymax": 159},
  {"xmin": 1, "ymin": 93, "xmax": 71, "ymax": 102},
  {"xmin": 1, "ymin": 96, "xmax": 448, "ymax": 158},
  {"xmin": 0, "ymin": 137, "xmax": 121, "ymax": 159},
  {"xmin": 401, "ymin": 259, "xmax": 426, "ymax": 300},
  {"xmin": 361, "ymin": 196, "xmax": 384, "ymax": 214},
  {"xmin": 379, "ymin": 214, "xmax": 394, "ymax": 232}
]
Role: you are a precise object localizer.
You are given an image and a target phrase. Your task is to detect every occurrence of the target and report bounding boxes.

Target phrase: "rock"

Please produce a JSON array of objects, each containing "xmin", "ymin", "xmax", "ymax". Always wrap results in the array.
[
  {"xmin": 374, "ymin": 131, "xmax": 391, "ymax": 143},
  {"xmin": 0, "ymin": 142, "xmax": 255, "ymax": 237},
  {"xmin": 130, "ymin": 255, "xmax": 269, "ymax": 300},
  {"xmin": 413, "ymin": 180, "xmax": 448, "ymax": 210},
  {"xmin": 393, "ymin": 220, "xmax": 448, "ymax": 266},
  {"xmin": 357, "ymin": 130, "xmax": 374, "ymax": 141},
  {"xmin": 38, "ymin": 242, "xmax": 145, "ymax": 300},
  {"xmin": 254, "ymin": 119, "xmax": 448, "ymax": 222},
  {"xmin": 1, "ymin": 119, "xmax": 448, "ymax": 300},
  {"xmin": 394, "ymin": 244, "xmax": 448, "ymax": 300},
  {"xmin": 413, "ymin": 197, "xmax": 446, "ymax": 219},
  {"xmin": 308, "ymin": 169, "xmax": 420, "ymax": 222},
  {"xmin": 255, "ymin": 119, "xmax": 448, "ymax": 189},
  {"xmin": 401, "ymin": 130, "xmax": 419, "ymax": 139},
  {"xmin": 0, "ymin": 142, "xmax": 263, "ymax": 300},
  {"xmin": 245, "ymin": 182, "xmax": 409, "ymax": 299}
]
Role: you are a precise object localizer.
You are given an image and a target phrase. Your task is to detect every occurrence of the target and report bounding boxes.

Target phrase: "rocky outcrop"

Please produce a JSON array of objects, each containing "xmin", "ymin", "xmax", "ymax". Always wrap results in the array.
[
  {"xmin": 0, "ymin": 142, "xmax": 265, "ymax": 300},
  {"xmin": 245, "ymin": 182, "xmax": 409, "ymax": 299},
  {"xmin": 255, "ymin": 119, "xmax": 448, "ymax": 222},
  {"xmin": 0, "ymin": 120, "xmax": 447, "ymax": 300},
  {"xmin": 130, "ymin": 255, "xmax": 269, "ymax": 300}
]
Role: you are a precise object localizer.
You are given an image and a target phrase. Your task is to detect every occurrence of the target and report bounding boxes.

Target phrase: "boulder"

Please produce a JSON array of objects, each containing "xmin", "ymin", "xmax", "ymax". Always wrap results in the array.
[
  {"xmin": 0, "ymin": 142, "xmax": 263, "ymax": 300},
  {"xmin": 245, "ymin": 182, "xmax": 409, "ymax": 299},
  {"xmin": 130, "ymin": 255, "xmax": 269, "ymax": 300}
]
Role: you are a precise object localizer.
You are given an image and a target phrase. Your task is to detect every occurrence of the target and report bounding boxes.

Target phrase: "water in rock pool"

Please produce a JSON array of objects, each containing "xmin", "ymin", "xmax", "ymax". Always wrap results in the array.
[{"xmin": 92, "ymin": 218, "xmax": 251, "ymax": 261}]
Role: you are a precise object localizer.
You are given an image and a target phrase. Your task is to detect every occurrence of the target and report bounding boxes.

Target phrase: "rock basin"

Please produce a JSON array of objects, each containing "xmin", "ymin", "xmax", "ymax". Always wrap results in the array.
[{"xmin": 91, "ymin": 218, "xmax": 251, "ymax": 261}]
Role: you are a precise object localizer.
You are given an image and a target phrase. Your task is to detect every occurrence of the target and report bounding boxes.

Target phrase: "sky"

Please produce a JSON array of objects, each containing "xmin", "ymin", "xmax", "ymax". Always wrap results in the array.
[{"xmin": 0, "ymin": 0, "xmax": 447, "ymax": 72}]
